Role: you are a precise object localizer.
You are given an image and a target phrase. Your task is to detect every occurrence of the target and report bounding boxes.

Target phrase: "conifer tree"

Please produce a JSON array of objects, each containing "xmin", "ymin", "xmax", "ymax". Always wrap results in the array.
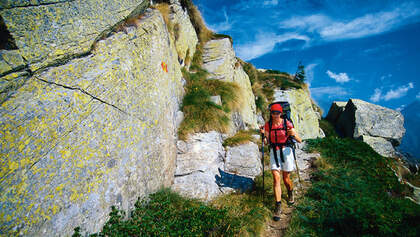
[{"xmin": 295, "ymin": 61, "xmax": 305, "ymax": 82}]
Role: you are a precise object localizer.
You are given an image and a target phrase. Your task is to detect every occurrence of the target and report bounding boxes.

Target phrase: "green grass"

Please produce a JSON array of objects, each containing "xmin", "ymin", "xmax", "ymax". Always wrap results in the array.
[
  {"xmin": 89, "ymin": 189, "xmax": 239, "ymax": 237},
  {"xmin": 285, "ymin": 137, "xmax": 420, "ymax": 237},
  {"xmin": 178, "ymin": 67, "xmax": 241, "ymax": 140},
  {"xmin": 222, "ymin": 129, "xmax": 259, "ymax": 147}
]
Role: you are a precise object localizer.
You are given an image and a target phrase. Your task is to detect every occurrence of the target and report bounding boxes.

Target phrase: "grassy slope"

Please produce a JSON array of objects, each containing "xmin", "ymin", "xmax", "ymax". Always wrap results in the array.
[{"xmin": 286, "ymin": 137, "xmax": 420, "ymax": 237}]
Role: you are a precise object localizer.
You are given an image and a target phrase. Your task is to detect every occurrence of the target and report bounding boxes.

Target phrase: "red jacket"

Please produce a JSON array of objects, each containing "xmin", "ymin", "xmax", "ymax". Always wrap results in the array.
[{"xmin": 264, "ymin": 119, "xmax": 294, "ymax": 145}]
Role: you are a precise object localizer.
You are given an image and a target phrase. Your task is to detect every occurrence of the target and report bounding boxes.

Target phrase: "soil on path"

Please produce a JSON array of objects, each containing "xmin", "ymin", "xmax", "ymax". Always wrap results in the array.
[{"xmin": 264, "ymin": 143, "xmax": 320, "ymax": 237}]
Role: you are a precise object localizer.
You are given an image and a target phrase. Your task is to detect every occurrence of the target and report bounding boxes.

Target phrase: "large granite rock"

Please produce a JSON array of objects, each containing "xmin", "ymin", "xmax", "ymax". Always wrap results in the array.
[
  {"xmin": 336, "ymin": 99, "xmax": 405, "ymax": 144},
  {"xmin": 172, "ymin": 132, "xmax": 225, "ymax": 201},
  {"xmin": 202, "ymin": 38, "xmax": 258, "ymax": 134},
  {"xmin": 334, "ymin": 99, "xmax": 405, "ymax": 157},
  {"xmin": 0, "ymin": 9, "xmax": 183, "ymax": 236},
  {"xmin": 0, "ymin": 0, "xmax": 150, "ymax": 71},
  {"xmin": 274, "ymin": 88, "xmax": 324, "ymax": 139},
  {"xmin": 326, "ymin": 101, "xmax": 347, "ymax": 124}
]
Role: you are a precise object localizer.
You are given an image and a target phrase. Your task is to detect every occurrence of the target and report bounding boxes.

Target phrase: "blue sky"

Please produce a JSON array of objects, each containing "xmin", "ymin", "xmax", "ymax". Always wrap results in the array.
[{"xmin": 194, "ymin": 0, "xmax": 420, "ymax": 114}]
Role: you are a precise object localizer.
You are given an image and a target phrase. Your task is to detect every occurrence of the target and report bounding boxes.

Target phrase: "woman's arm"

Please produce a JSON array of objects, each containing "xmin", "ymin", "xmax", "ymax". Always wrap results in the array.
[{"xmin": 287, "ymin": 128, "xmax": 302, "ymax": 143}]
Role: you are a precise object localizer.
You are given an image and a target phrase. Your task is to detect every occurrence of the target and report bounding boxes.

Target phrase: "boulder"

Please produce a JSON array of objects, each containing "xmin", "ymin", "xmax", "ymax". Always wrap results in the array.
[
  {"xmin": 360, "ymin": 135, "xmax": 396, "ymax": 157},
  {"xmin": 0, "ymin": 9, "xmax": 183, "ymax": 236},
  {"xmin": 336, "ymin": 99, "xmax": 405, "ymax": 145},
  {"xmin": 172, "ymin": 131, "xmax": 225, "ymax": 201},
  {"xmin": 326, "ymin": 101, "xmax": 347, "ymax": 124},
  {"xmin": 274, "ymin": 88, "xmax": 323, "ymax": 139},
  {"xmin": 224, "ymin": 143, "xmax": 262, "ymax": 178}
]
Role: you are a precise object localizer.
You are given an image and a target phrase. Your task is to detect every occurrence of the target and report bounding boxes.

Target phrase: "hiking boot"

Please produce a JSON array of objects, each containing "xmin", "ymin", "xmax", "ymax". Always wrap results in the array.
[
  {"xmin": 288, "ymin": 189, "xmax": 295, "ymax": 204},
  {"xmin": 273, "ymin": 202, "xmax": 281, "ymax": 221}
]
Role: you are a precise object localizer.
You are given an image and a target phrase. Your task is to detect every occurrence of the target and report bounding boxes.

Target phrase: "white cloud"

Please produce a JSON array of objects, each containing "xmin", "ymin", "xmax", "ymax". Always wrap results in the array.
[
  {"xmin": 279, "ymin": 14, "xmax": 331, "ymax": 32},
  {"xmin": 320, "ymin": 4, "xmax": 420, "ymax": 40},
  {"xmin": 278, "ymin": 2, "xmax": 420, "ymax": 42},
  {"xmin": 263, "ymin": 0, "xmax": 278, "ymax": 6},
  {"xmin": 310, "ymin": 86, "xmax": 349, "ymax": 99},
  {"xmin": 370, "ymin": 83, "xmax": 414, "ymax": 102},
  {"xmin": 304, "ymin": 63, "xmax": 318, "ymax": 86},
  {"xmin": 208, "ymin": 8, "xmax": 232, "ymax": 32},
  {"xmin": 326, "ymin": 70, "xmax": 351, "ymax": 83},
  {"xmin": 396, "ymin": 104, "xmax": 407, "ymax": 112},
  {"xmin": 236, "ymin": 33, "xmax": 309, "ymax": 60},
  {"xmin": 384, "ymin": 82, "xmax": 414, "ymax": 101},
  {"xmin": 370, "ymin": 88, "xmax": 382, "ymax": 102}
]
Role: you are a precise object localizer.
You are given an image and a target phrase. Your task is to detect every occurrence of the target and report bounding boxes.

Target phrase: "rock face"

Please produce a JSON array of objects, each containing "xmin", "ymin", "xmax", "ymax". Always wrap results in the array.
[
  {"xmin": 173, "ymin": 132, "xmax": 262, "ymax": 201},
  {"xmin": 333, "ymin": 99, "xmax": 405, "ymax": 157},
  {"xmin": 326, "ymin": 101, "xmax": 347, "ymax": 124},
  {"xmin": 202, "ymin": 38, "xmax": 258, "ymax": 134},
  {"xmin": 173, "ymin": 132, "xmax": 225, "ymax": 200},
  {"xmin": 0, "ymin": 8, "xmax": 184, "ymax": 236},
  {"xmin": 225, "ymin": 143, "xmax": 262, "ymax": 178},
  {"xmin": 274, "ymin": 89, "xmax": 323, "ymax": 139},
  {"xmin": 1, "ymin": 0, "xmax": 150, "ymax": 71},
  {"xmin": 169, "ymin": 0, "xmax": 198, "ymax": 63}
]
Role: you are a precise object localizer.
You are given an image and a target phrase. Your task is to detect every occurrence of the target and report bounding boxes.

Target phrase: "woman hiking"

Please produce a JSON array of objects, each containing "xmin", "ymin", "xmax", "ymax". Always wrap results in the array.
[{"xmin": 260, "ymin": 103, "xmax": 302, "ymax": 221}]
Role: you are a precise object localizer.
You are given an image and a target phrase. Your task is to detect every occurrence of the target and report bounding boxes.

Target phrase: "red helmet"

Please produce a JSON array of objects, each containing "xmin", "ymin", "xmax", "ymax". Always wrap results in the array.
[{"xmin": 270, "ymin": 104, "xmax": 283, "ymax": 113}]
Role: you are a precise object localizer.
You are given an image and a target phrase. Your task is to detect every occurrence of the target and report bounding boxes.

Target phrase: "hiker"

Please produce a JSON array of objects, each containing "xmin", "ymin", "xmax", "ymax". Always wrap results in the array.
[{"xmin": 260, "ymin": 103, "xmax": 302, "ymax": 221}]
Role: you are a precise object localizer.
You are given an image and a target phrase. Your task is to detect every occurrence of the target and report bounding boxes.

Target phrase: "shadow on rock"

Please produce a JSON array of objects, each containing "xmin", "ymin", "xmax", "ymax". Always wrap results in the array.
[{"xmin": 215, "ymin": 168, "xmax": 254, "ymax": 193}]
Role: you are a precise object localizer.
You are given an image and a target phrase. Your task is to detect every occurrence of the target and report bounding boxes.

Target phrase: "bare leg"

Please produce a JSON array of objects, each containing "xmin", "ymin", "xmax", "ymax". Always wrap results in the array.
[
  {"xmin": 272, "ymin": 170, "xmax": 282, "ymax": 202},
  {"xmin": 282, "ymin": 171, "xmax": 293, "ymax": 191}
]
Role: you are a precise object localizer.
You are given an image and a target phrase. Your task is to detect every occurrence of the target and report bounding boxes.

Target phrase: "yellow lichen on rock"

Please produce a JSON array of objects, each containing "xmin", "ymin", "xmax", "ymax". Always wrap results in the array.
[
  {"xmin": 0, "ymin": 8, "xmax": 184, "ymax": 236},
  {"xmin": 0, "ymin": 0, "xmax": 149, "ymax": 71}
]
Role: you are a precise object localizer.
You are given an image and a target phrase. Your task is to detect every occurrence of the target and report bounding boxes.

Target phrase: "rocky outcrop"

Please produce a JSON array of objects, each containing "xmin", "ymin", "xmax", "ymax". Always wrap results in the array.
[
  {"xmin": 169, "ymin": 0, "xmax": 198, "ymax": 63},
  {"xmin": 325, "ymin": 101, "xmax": 347, "ymax": 124},
  {"xmin": 173, "ymin": 132, "xmax": 262, "ymax": 201},
  {"xmin": 1, "ymin": 0, "xmax": 150, "ymax": 71},
  {"xmin": 274, "ymin": 89, "xmax": 324, "ymax": 139},
  {"xmin": 0, "ymin": 8, "xmax": 184, "ymax": 236},
  {"xmin": 173, "ymin": 132, "xmax": 225, "ymax": 200},
  {"xmin": 332, "ymin": 99, "xmax": 405, "ymax": 157},
  {"xmin": 202, "ymin": 38, "xmax": 258, "ymax": 134}
]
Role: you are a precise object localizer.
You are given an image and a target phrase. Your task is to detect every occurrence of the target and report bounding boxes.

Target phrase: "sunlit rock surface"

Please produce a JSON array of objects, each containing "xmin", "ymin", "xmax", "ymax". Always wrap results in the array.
[{"xmin": 0, "ymin": 8, "xmax": 183, "ymax": 236}]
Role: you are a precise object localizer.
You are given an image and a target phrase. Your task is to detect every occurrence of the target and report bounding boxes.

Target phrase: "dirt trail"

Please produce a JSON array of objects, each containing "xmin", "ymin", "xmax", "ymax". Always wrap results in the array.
[{"xmin": 264, "ymin": 143, "xmax": 320, "ymax": 237}]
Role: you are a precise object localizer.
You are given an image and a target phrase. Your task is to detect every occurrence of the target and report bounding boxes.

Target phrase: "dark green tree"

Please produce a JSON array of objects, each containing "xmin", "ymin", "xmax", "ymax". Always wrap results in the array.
[{"xmin": 294, "ymin": 61, "xmax": 305, "ymax": 82}]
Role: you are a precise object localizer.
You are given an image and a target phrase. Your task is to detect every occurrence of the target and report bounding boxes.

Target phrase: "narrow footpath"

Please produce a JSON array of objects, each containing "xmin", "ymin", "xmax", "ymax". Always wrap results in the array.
[{"xmin": 264, "ymin": 142, "xmax": 320, "ymax": 237}]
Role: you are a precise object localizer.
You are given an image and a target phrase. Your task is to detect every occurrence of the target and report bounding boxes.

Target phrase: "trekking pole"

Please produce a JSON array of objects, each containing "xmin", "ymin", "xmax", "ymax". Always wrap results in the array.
[
  {"xmin": 261, "ymin": 133, "xmax": 265, "ymax": 201},
  {"xmin": 291, "ymin": 140, "xmax": 304, "ymax": 193}
]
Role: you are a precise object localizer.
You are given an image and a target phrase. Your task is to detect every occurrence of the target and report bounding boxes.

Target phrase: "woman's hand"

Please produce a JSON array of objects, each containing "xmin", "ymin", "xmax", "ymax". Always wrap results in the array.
[
  {"xmin": 287, "ymin": 129, "xmax": 296, "ymax": 137},
  {"xmin": 287, "ymin": 128, "xmax": 302, "ymax": 143},
  {"xmin": 259, "ymin": 127, "xmax": 265, "ymax": 135}
]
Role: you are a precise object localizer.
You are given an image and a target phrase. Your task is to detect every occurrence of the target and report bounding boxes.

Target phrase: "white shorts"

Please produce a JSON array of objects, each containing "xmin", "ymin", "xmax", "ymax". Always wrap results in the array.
[{"xmin": 270, "ymin": 147, "xmax": 295, "ymax": 172}]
